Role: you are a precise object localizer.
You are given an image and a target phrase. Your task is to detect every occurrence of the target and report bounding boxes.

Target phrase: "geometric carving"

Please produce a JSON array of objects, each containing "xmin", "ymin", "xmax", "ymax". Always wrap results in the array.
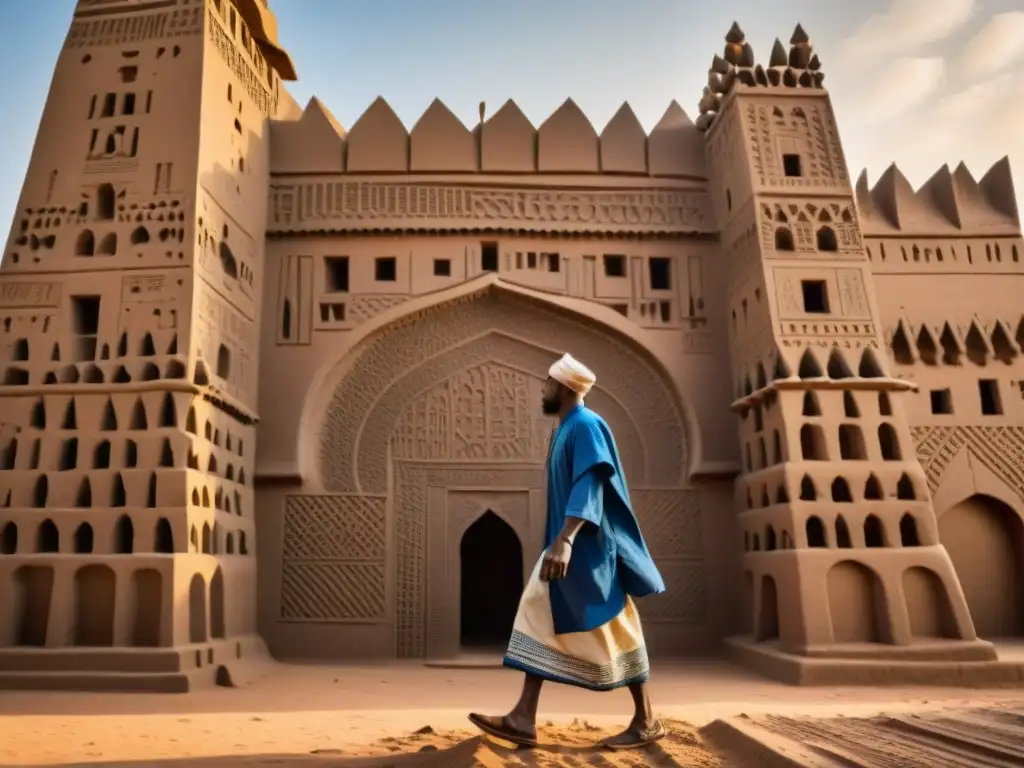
[
  {"xmin": 279, "ymin": 495, "xmax": 387, "ymax": 621},
  {"xmin": 632, "ymin": 490, "xmax": 707, "ymax": 621},
  {"xmin": 282, "ymin": 495, "xmax": 386, "ymax": 561},
  {"xmin": 268, "ymin": 181, "xmax": 710, "ymax": 235},
  {"xmin": 392, "ymin": 362, "xmax": 554, "ymax": 464},
  {"xmin": 632, "ymin": 490, "xmax": 704, "ymax": 559},
  {"xmin": 911, "ymin": 426, "xmax": 1024, "ymax": 502},
  {"xmin": 280, "ymin": 563, "xmax": 385, "ymax": 620},
  {"xmin": 645, "ymin": 560, "xmax": 707, "ymax": 621}
]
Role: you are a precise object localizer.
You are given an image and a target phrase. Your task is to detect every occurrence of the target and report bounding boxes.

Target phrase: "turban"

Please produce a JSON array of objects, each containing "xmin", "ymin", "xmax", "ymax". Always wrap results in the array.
[{"xmin": 548, "ymin": 353, "xmax": 596, "ymax": 396}]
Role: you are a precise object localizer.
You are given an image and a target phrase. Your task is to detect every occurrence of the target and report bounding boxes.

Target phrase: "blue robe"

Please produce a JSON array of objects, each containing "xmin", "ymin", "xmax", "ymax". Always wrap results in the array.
[{"xmin": 545, "ymin": 404, "xmax": 665, "ymax": 635}]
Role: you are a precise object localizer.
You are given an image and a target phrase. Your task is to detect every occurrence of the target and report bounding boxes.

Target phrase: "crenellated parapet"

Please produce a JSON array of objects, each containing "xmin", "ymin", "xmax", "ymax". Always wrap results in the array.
[
  {"xmin": 269, "ymin": 95, "xmax": 706, "ymax": 179},
  {"xmin": 855, "ymin": 159, "xmax": 1020, "ymax": 237},
  {"xmin": 696, "ymin": 22, "xmax": 824, "ymax": 131}
]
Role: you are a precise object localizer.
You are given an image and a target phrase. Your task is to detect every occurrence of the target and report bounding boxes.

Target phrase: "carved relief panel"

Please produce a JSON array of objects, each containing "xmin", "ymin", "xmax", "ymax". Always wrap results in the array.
[
  {"xmin": 279, "ymin": 494, "xmax": 387, "ymax": 622},
  {"xmin": 743, "ymin": 100, "xmax": 850, "ymax": 190},
  {"xmin": 391, "ymin": 362, "xmax": 555, "ymax": 464}
]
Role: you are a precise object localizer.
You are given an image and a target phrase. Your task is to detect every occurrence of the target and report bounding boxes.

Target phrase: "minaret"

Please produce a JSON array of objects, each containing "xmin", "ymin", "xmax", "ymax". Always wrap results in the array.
[
  {"xmin": 0, "ymin": 0, "xmax": 296, "ymax": 690},
  {"xmin": 699, "ymin": 23, "xmax": 997, "ymax": 681}
]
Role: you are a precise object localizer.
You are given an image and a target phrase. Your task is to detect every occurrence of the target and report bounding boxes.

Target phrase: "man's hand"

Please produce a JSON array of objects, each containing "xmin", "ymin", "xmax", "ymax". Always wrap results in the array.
[{"xmin": 540, "ymin": 537, "xmax": 572, "ymax": 582}]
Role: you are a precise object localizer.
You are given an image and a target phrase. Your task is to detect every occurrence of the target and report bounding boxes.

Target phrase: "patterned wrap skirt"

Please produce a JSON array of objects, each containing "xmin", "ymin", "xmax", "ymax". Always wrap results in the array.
[{"xmin": 502, "ymin": 553, "xmax": 651, "ymax": 691}]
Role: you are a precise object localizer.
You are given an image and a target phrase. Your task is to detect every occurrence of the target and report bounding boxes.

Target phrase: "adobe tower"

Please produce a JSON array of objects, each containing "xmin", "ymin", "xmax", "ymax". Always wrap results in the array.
[
  {"xmin": 699, "ymin": 25, "xmax": 1003, "ymax": 681},
  {"xmin": 0, "ymin": 0, "xmax": 296, "ymax": 690}
]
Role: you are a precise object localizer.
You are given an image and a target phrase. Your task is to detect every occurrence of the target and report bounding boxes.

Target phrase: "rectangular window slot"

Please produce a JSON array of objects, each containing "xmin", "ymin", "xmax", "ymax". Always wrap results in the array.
[
  {"xmin": 481, "ymin": 242, "xmax": 499, "ymax": 272},
  {"xmin": 433, "ymin": 259, "xmax": 451, "ymax": 276},
  {"xmin": 929, "ymin": 389, "xmax": 953, "ymax": 414},
  {"xmin": 801, "ymin": 280, "xmax": 829, "ymax": 314},
  {"xmin": 979, "ymin": 379, "xmax": 1002, "ymax": 415},
  {"xmin": 649, "ymin": 257, "xmax": 671, "ymax": 290},
  {"xmin": 783, "ymin": 154, "xmax": 802, "ymax": 177},
  {"xmin": 324, "ymin": 256, "xmax": 349, "ymax": 292}
]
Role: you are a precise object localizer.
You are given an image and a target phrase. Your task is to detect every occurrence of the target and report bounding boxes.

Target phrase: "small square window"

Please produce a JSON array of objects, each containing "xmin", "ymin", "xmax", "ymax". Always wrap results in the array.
[
  {"xmin": 783, "ymin": 154, "xmax": 802, "ymax": 177},
  {"xmin": 375, "ymin": 257, "xmax": 397, "ymax": 282},
  {"xmin": 433, "ymin": 258, "xmax": 451, "ymax": 277},
  {"xmin": 930, "ymin": 389, "xmax": 953, "ymax": 414},
  {"xmin": 603, "ymin": 254, "xmax": 626, "ymax": 277},
  {"xmin": 801, "ymin": 280, "xmax": 829, "ymax": 314}
]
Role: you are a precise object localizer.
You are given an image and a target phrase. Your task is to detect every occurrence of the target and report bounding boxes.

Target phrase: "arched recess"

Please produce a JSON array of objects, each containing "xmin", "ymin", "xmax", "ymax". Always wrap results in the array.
[
  {"xmin": 210, "ymin": 567, "xmax": 226, "ymax": 639},
  {"xmin": 903, "ymin": 566, "xmax": 959, "ymax": 639},
  {"xmin": 302, "ymin": 278, "xmax": 693, "ymax": 493},
  {"xmin": 74, "ymin": 565, "xmax": 116, "ymax": 646},
  {"xmin": 188, "ymin": 573, "xmax": 207, "ymax": 643},
  {"xmin": 10, "ymin": 566, "xmax": 53, "ymax": 646},
  {"xmin": 459, "ymin": 510, "xmax": 523, "ymax": 648},
  {"xmin": 826, "ymin": 560, "xmax": 889, "ymax": 643},
  {"xmin": 131, "ymin": 569, "xmax": 163, "ymax": 647},
  {"xmin": 938, "ymin": 494, "xmax": 1024, "ymax": 638}
]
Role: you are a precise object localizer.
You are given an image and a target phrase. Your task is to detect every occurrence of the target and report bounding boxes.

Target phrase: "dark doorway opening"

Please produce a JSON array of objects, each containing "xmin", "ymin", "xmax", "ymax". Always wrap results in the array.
[{"xmin": 460, "ymin": 510, "xmax": 523, "ymax": 649}]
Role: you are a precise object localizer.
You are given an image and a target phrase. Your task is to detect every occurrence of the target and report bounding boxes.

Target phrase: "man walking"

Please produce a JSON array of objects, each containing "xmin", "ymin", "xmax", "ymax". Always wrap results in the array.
[{"xmin": 469, "ymin": 352, "xmax": 667, "ymax": 751}]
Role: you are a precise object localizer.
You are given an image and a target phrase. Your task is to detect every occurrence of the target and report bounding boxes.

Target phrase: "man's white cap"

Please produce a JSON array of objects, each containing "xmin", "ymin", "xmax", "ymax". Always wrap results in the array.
[{"xmin": 548, "ymin": 353, "xmax": 596, "ymax": 396}]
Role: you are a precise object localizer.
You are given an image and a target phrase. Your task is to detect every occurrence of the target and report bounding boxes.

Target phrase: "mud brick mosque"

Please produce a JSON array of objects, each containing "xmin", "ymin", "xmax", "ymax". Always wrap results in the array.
[{"xmin": 0, "ymin": 0, "xmax": 1021, "ymax": 692}]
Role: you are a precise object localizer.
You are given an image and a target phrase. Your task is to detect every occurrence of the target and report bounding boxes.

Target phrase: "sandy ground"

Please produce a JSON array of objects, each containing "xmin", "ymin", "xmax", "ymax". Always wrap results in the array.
[{"xmin": 2, "ymin": 658, "xmax": 1024, "ymax": 766}]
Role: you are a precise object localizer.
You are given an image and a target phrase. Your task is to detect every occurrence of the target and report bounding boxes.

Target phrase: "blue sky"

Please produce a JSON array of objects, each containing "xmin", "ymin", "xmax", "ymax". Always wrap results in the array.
[{"xmin": 1, "ymin": 0, "xmax": 1022, "ymax": 231}]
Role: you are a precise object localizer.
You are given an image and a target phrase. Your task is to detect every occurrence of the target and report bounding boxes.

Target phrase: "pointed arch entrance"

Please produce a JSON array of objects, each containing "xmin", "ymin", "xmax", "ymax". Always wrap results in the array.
[
  {"xmin": 460, "ymin": 510, "xmax": 523, "ymax": 649},
  {"xmin": 309, "ymin": 280, "xmax": 695, "ymax": 659}
]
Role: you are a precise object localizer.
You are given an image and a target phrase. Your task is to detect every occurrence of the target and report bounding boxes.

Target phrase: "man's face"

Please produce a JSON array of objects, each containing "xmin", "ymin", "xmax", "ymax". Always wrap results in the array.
[{"xmin": 541, "ymin": 377, "xmax": 563, "ymax": 415}]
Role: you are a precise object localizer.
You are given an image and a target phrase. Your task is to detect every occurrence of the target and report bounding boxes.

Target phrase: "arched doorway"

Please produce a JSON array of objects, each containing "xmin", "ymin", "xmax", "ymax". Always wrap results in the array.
[
  {"xmin": 939, "ymin": 494, "xmax": 1024, "ymax": 638},
  {"xmin": 459, "ymin": 511, "xmax": 523, "ymax": 649}
]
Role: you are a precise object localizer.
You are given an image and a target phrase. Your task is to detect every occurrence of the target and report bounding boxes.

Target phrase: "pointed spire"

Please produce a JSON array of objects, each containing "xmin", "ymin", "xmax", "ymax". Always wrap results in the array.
[
  {"xmin": 710, "ymin": 54, "xmax": 731, "ymax": 74},
  {"xmin": 725, "ymin": 22, "xmax": 745, "ymax": 43},
  {"xmin": 979, "ymin": 156, "xmax": 1019, "ymax": 222},
  {"xmin": 769, "ymin": 39, "xmax": 788, "ymax": 67},
  {"xmin": 738, "ymin": 41, "xmax": 755, "ymax": 67},
  {"xmin": 790, "ymin": 23, "xmax": 810, "ymax": 45},
  {"xmin": 917, "ymin": 165, "xmax": 962, "ymax": 228}
]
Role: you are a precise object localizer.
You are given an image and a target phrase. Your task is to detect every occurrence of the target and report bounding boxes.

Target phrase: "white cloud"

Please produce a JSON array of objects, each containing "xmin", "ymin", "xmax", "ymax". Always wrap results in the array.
[
  {"xmin": 845, "ymin": 57, "xmax": 946, "ymax": 127},
  {"xmin": 955, "ymin": 12, "xmax": 1024, "ymax": 79},
  {"xmin": 836, "ymin": 0, "xmax": 975, "ymax": 66},
  {"xmin": 846, "ymin": 70, "xmax": 1024, "ymax": 204}
]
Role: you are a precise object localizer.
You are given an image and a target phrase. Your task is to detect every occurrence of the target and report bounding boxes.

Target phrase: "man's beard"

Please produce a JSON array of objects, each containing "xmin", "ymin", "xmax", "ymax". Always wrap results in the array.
[{"xmin": 541, "ymin": 396, "xmax": 561, "ymax": 415}]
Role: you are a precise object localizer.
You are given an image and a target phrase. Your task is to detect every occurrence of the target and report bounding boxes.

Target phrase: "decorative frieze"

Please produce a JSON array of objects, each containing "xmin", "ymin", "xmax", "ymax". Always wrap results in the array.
[{"xmin": 268, "ymin": 181, "xmax": 712, "ymax": 235}]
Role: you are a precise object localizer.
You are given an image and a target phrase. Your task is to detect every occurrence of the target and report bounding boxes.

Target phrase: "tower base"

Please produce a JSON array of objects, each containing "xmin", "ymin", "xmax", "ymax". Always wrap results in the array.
[
  {"xmin": 0, "ymin": 635, "xmax": 273, "ymax": 693},
  {"xmin": 726, "ymin": 635, "xmax": 1024, "ymax": 686}
]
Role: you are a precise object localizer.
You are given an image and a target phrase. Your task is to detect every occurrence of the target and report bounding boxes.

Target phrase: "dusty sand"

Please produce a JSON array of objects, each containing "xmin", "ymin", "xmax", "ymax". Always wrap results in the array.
[{"xmin": 2, "ymin": 659, "xmax": 1024, "ymax": 766}]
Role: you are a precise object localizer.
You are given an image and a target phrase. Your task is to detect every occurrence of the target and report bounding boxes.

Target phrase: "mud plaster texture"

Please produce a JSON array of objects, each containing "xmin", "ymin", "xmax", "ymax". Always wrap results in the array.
[
  {"xmin": 1, "ymin": 4, "xmax": 1023, "ymax": 692},
  {"xmin": 4, "ymin": 661, "xmax": 1024, "ymax": 766}
]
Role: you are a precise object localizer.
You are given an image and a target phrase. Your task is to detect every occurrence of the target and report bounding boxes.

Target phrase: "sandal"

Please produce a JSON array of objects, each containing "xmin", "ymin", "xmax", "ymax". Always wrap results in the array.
[
  {"xmin": 467, "ymin": 713, "xmax": 538, "ymax": 748},
  {"xmin": 602, "ymin": 720, "xmax": 668, "ymax": 751}
]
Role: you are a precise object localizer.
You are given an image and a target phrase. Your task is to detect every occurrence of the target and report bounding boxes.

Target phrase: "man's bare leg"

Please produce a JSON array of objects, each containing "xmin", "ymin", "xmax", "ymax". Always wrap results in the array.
[
  {"xmin": 468, "ymin": 673, "xmax": 544, "ymax": 746},
  {"xmin": 601, "ymin": 681, "xmax": 666, "ymax": 750}
]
